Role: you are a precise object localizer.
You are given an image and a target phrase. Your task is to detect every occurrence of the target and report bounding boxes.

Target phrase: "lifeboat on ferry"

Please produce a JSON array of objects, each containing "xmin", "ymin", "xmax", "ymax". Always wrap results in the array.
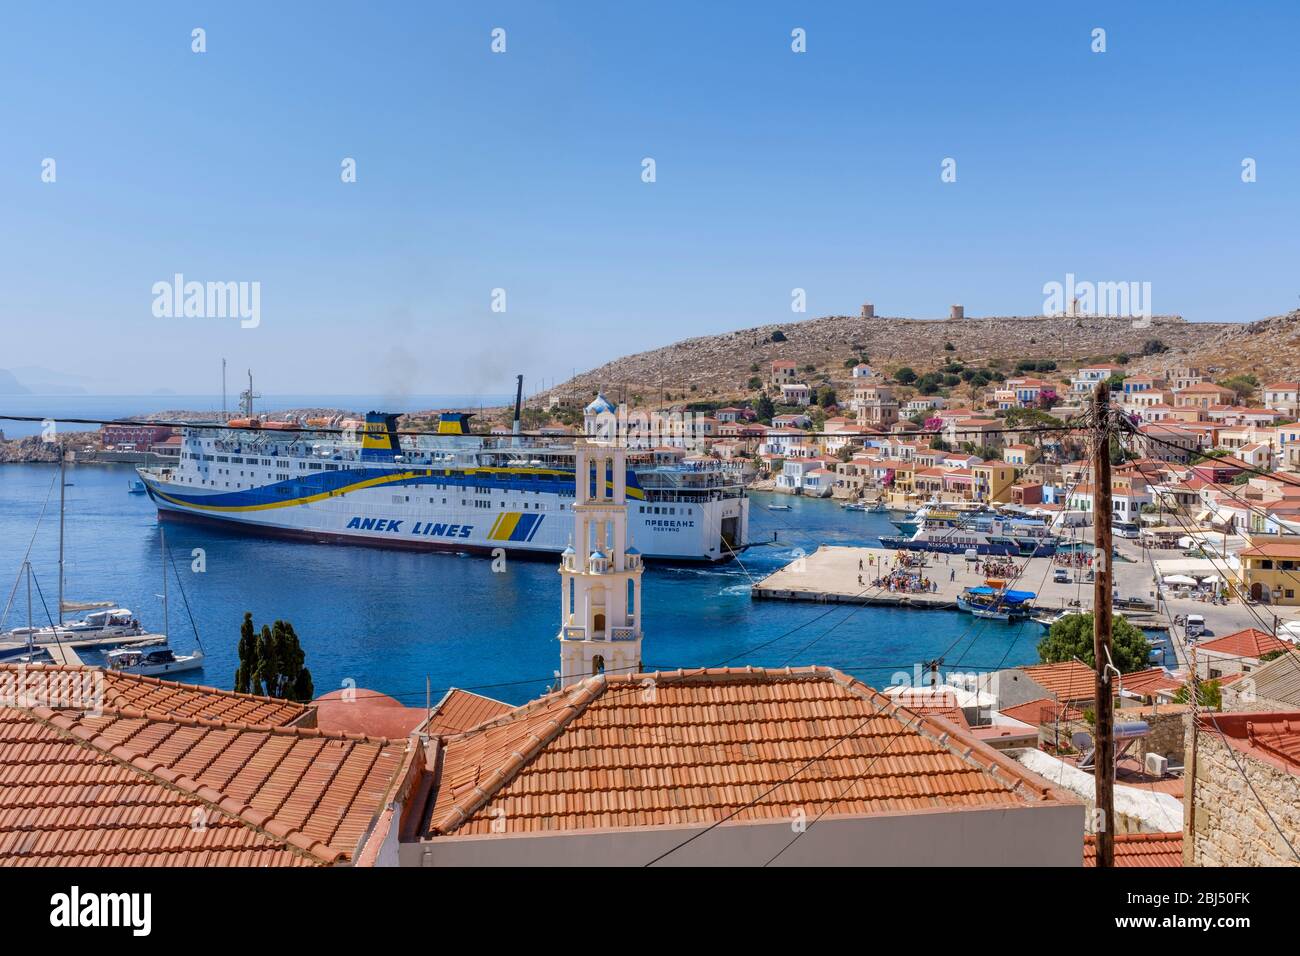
[
  {"xmin": 226, "ymin": 417, "xmax": 260, "ymax": 428},
  {"xmin": 262, "ymin": 420, "xmax": 298, "ymax": 430}
]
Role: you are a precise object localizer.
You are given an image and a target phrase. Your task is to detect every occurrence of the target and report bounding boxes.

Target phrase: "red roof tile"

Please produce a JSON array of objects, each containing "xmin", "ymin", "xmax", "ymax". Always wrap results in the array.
[
  {"xmin": 18, "ymin": 665, "xmax": 310, "ymax": 727},
  {"xmin": 1198, "ymin": 712, "xmax": 1300, "ymax": 773},
  {"xmin": 419, "ymin": 667, "xmax": 1076, "ymax": 838},
  {"xmin": 0, "ymin": 665, "xmax": 412, "ymax": 866},
  {"xmin": 1084, "ymin": 832, "xmax": 1182, "ymax": 867},
  {"xmin": 1118, "ymin": 668, "xmax": 1183, "ymax": 698},
  {"xmin": 999, "ymin": 697, "xmax": 1084, "ymax": 726},
  {"xmin": 424, "ymin": 688, "xmax": 513, "ymax": 735},
  {"xmin": 1196, "ymin": 628, "xmax": 1291, "ymax": 659},
  {"xmin": 1020, "ymin": 662, "xmax": 1098, "ymax": 702}
]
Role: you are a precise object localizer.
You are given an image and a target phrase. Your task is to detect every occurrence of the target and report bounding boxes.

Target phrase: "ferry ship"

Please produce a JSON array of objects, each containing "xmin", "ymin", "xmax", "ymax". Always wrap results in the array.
[
  {"xmin": 879, "ymin": 505, "xmax": 1058, "ymax": 557},
  {"xmin": 135, "ymin": 396, "xmax": 748, "ymax": 563}
]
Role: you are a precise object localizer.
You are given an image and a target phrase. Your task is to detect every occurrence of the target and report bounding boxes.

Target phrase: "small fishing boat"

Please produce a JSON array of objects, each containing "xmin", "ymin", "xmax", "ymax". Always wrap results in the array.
[
  {"xmin": 957, "ymin": 585, "xmax": 1036, "ymax": 621},
  {"xmin": 767, "ymin": 503, "xmax": 792, "ymax": 512},
  {"xmin": 128, "ymin": 478, "xmax": 147, "ymax": 494},
  {"xmin": 841, "ymin": 501, "xmax": 868, "ymax": 512}
]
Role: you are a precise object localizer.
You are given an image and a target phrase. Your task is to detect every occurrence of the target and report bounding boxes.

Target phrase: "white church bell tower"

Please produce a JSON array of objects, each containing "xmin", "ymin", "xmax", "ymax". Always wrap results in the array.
[{"xmin": 558, "ymin": 437, "xmax": 644, "ymax": 687}]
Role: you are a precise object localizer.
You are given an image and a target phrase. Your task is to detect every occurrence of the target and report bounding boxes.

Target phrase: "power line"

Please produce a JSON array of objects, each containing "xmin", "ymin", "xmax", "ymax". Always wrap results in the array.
[{"xmin": 0, "ymin": 412, "xmax": 1088, "ymax": 443}]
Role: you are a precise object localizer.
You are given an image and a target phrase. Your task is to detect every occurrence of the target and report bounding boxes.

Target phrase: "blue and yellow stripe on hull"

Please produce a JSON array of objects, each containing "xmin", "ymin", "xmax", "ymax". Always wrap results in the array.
[
  {"xmin": 487, "ymin": 512, "xmax": 545, "ymax": 542},
  {"xmin": 139, "ymin": 465, "xmax": 644, "ymax": 515}
]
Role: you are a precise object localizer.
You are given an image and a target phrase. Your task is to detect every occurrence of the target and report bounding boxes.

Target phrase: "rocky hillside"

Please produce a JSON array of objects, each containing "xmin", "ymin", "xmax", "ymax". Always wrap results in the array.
[
  {"xmin": 542, "ymin": 313, "xmax": 1237, "ymax": 406},
  {"xmin": 1134, "ymin": 310, "xmax": 1300, "ymax": 382}
]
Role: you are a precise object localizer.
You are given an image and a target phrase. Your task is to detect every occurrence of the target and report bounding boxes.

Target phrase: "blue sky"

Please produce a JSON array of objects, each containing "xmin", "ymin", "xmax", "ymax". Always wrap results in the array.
[{"xmin": 2, "ymin": 2, "xmax": 1297, "ymax": 397}]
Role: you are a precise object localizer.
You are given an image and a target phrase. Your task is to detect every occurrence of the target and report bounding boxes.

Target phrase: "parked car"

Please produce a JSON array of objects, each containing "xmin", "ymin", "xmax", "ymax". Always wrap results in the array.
[
  {"xmin": 1185, "ymin": 614, "xmax": 1205, "ymax": 639},
  {"xmin": 1053, "ymin": 569, "xmax": 1070, "ymax": 584}
]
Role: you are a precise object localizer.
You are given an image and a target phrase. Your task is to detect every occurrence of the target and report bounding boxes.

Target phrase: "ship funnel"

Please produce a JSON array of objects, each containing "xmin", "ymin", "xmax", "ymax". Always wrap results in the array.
[
  {"xmin": 360, "ymin": 411, "xmax": 401, "ymax": 461},
  {"xmin": 436, "ymin": 413, "xmax": 474, "ymax": 435}
]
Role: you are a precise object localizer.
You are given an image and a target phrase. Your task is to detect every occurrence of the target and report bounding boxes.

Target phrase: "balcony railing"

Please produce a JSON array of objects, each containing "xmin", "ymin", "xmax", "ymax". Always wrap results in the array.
[{"xmin": 609, "ymin": 626, "xmax": 637, "ymax": 642}]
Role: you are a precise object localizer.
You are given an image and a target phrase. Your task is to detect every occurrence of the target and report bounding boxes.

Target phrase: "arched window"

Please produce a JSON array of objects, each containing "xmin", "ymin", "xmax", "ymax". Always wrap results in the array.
[
  {"xmin": 627, "ymin": 579, "xmax": 635, "ymax": 616},
  {"xmin": 594, "ymin": 612, "xmax": 606, "ymax": 634},
  {"xmin": 592, "ymin": 654, "xmax": 605, "ymax": 675}
]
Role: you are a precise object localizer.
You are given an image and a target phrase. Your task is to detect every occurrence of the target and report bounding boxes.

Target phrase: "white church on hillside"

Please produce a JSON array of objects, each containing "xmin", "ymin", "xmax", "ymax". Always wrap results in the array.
[{"xmin": 557, "ymin": 438, "xmax": 644, "ymax": 687}]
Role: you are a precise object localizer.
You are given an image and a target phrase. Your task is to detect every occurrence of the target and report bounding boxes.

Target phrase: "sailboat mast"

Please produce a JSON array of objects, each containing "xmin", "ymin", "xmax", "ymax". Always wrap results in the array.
[
  {"xmin": 57, "ymin": 452, "xmax": 65, "ymax": 625},
  {"xmin": 26, "ymin": 561, "xmax": 33, "ymax": 652},
  {"xmin": 161, "ymin": 528, "xmax": 169, "ymax": 641}
]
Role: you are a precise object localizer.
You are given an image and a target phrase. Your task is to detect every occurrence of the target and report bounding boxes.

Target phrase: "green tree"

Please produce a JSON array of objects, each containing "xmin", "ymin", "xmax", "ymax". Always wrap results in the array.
[
  {"xmin": 894, "ymin": 366, "xmax": 918, "ymax": 385},
  {"xmin": 816, "ymin": 385, "xmax": 837, "ymax": 407},
  {"xmin": 234, "ymin": 612, "xmax": 259, "ymax": 694},
  {"xmin": 770, "ymin": 330, "xmax": 787, "ymax": 342},
  {"xmin": 754, "ymin": 393, "xmax": 775, "ymax": 422},
  {"xmin": 1036, "ymin": 613, "xmax": 1149, "ymax": 674},
  {"xmin": 1174, "ymin": 679, "xmax": 1221, "ymax": 709},
  {"xmin": 234, "ymin": 613, "xmax": 315, "ymax": 702},
  {"xmin": 1217, "ymin": 373, "xmax": 1258, "ymax": 403}
]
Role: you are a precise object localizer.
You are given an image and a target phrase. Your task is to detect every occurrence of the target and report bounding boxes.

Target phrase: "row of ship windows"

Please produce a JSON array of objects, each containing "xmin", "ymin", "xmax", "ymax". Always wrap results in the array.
[
  {"xmin": 393, "ymin": 495, "xmax": 566, "ymax": 510},
  {"xmin": 637, "ymin": 505, "xmax": 690, "ymax": 515},
  {"xmin": 186, "ymin": 453, "xmax": 341, "ymax": 472}
]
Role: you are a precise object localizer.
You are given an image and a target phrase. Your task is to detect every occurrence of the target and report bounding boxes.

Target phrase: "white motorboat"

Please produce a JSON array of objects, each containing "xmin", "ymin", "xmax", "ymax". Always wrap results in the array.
[
  {"xmin": 106, "ymin": 528, "xmax": 205, "ymax": 678},
  {"xmin": 767, "ymin": 503, "xmax": 793, "ymax": 511},
  {"xmin": 105, "ymin": 644, "xmax": 205, "ymax": 677}
]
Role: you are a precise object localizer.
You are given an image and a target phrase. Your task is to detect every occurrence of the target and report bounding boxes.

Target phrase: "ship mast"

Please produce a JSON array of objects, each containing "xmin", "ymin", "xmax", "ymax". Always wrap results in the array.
[{"xmin": 512, "ymin": 374, "xmax": 524, "ymax": 448}]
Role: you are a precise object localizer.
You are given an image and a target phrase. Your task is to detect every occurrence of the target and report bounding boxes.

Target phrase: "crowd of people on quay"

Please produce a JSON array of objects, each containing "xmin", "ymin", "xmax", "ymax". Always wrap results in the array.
[{"xmin": 857, "ymin": 551, "xmax": 940, "ymax": 593}]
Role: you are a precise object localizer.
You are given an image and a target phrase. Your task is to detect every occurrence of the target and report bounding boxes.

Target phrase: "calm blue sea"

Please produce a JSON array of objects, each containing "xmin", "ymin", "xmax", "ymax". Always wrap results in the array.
[
  {"xmin": 0, "ymin": 394, "xmax": 514, "ymax": 439},
  {"xmin": 0, "ymin": 463, "xmax": 1041, "ymax": 706}
]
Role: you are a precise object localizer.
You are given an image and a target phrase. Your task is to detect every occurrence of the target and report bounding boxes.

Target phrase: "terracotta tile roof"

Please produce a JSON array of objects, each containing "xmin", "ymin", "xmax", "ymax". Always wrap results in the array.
[
  {"xmin": 1020, "ymin": 662, "xmax": 1098, "ymax": 702},
  {"xmin": 0, "ymin": 666, "xmax": 412, "ymax": 867},
  {"xmin": 1196, "ymin": 628, "xmax": 1291, "ymax": 659},
  {"xmin": 0, "ymin": 706, "xmax": 319, "ymax": 867},
  {"xmin": 1118, "ymin": 668, "xmax": 1183, "ymax": 698},
  {"xmin": 21, "ymin": 664, "xmax": 309, "ymax": 727},
  {"xmin": 1197, "ymin": 712, "xmax": 1300, "ymax": 773},
  {"xmin": 424, "ymin": 688, "xmax": 514, "ymax": 735},
  {"xmin": 1238, "ymin": 541, "xmax": 1300, "ymax": 559},
  {"xmin": 1084, "ymin": 832, "xmax": 1182, "ymax": 867},
  {"xmin": 999, "ymin": 697, "xmax": 1083, "ymax": 726},
  {"xmin": 887, "ymin": 690, "xmax": 970, "ymax": 729},
  {"xmin": 420, "ymin": 667, "xmax": 1075, "ymax": 838}
]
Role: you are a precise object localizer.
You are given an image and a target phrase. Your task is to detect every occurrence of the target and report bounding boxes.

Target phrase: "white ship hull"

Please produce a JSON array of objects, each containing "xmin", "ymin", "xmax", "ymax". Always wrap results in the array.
[{"xmin": 139, "ymin": 461, "xmax": 747, "ymax": 563}]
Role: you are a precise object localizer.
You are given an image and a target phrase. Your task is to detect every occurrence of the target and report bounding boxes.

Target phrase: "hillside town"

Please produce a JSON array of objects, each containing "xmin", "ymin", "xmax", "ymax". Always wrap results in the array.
[{"xmin": 3, "ymin": 344, "xmax": 1299, "ymax": 871}]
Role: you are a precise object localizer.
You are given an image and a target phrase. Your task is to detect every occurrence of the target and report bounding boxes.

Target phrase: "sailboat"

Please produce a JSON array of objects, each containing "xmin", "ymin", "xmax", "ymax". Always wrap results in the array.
[
  {"xmin": 1, "ymin": 455, "xmax": 145, "ymax": 644},
  {"xmin": 105, "ymin": 529, "xmax": 204, "ymax": 677}
]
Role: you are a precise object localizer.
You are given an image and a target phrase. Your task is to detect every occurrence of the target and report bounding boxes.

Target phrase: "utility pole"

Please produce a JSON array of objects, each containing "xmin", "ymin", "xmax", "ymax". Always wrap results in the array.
[{"xmin": 1092, "ymin": 380, "xmax": 1116, "ymax": 868}]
